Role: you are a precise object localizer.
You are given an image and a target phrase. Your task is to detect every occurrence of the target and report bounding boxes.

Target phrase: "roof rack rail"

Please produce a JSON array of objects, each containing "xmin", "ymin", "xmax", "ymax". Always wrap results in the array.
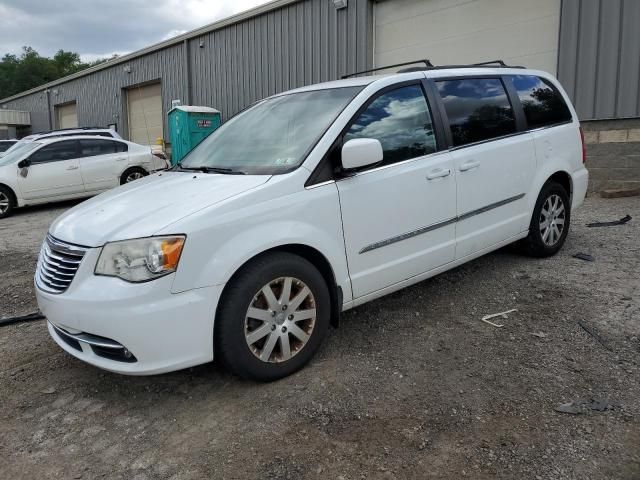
[
  {"xmin": 426, "ymin": 59, "xmax": 526, "ymax": 70},
  {"xmin": 35, "ymin": 126, "xmax": 111, "ymax": 135},
  {"xmin": 341, "ymin": 60, "xmax": 434, "ymax": 79},
  {"xmin": 341, "ymin": 59, "xmax": 525, "ymax": 79}
]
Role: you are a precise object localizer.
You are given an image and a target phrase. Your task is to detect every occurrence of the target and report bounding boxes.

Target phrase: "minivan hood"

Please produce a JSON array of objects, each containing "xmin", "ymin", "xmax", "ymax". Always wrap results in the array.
[{"xmin": 50, "ymin": 172, "xmax": 271, "ymax": 247}]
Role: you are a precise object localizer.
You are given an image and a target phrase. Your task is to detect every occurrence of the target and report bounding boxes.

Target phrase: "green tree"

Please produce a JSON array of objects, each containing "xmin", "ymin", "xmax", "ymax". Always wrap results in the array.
[{"xmin": 0, "ymin": 46, "xmax": 109, "ymax": 98}]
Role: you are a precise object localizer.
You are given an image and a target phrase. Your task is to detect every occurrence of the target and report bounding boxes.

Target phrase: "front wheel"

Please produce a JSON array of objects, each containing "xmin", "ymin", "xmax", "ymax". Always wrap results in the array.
[
  {"xmin": 520, "ymin": 181, "xmax": 571, "ymax": 257},
  {"xmin": 214, "ymin": 252, "xmax": 331, "ymax": 381},
  {"xmin": 0, "ymin": 185, "xmax": 16, "ymax": 219}
]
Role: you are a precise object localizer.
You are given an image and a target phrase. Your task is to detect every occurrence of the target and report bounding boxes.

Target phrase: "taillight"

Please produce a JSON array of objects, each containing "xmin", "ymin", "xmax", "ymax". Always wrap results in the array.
[{"xmin": 579, "ymin": 126, "xmax": 586, "ymax": 163}]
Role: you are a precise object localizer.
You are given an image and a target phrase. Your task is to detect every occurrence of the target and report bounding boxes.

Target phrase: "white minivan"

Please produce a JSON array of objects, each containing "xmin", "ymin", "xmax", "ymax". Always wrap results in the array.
[{"xmin": 36, "ymin": 63, "xmax": 588, "ymax": 381}]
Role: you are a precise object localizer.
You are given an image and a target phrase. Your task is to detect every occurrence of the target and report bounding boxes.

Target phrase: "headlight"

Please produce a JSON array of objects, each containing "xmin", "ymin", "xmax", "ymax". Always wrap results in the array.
[{"xmin": 95, "ymin": 235, "xmax": 185, "ymax": 282}]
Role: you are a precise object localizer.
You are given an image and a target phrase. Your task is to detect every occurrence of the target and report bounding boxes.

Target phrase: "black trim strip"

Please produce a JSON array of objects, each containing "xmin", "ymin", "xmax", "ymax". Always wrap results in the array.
[
  {"xmin": 359, "ymin": 193, "xmax": 526, "ymax": 254},
  {"xmin": 457, "ymin": 193, "xmax": 525, "ymax": 221},
  {"xmin": 359, "ymin": 217, "xmax": 457, "ymax": 254}
]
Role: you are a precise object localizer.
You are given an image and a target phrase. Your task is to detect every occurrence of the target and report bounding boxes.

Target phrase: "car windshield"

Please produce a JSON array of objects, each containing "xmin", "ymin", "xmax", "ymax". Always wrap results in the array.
[
  {"xmin": 0, "ymin": 141, "xmax": 41, "ymax": 167},
  {"xmin": 0, "ymin": 138, "xmax": 31, "ymax": 157},
  {"xmin": 179, "ymin": 86, "xmax": 362, "ymax": 175}
]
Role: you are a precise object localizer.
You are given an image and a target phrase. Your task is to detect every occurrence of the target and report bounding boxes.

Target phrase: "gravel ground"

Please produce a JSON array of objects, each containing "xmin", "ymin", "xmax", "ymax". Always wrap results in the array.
[{"xmin": 1, "ymin": 196, "xmax": 639, "ymax": 479}]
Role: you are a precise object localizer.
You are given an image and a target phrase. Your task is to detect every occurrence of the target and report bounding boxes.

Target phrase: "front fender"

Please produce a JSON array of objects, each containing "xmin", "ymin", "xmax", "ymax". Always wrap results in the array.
[{"xmin": 169, "ymin": 182, "xmax": 352, "ymax": 303}]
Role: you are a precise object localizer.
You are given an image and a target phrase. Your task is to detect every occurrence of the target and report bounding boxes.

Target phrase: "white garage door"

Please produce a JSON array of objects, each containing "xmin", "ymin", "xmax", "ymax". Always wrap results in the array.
[
  {"xmin": 127, "ymin": 83, "xmax": 163, "ymax": 146},
  {"xmin": 375, "ymin": 0, "xmax": 561, "ymax": 75},
  {"xmin": 56, "ymin": 102, "xmax": 78, "ymax": 129}
]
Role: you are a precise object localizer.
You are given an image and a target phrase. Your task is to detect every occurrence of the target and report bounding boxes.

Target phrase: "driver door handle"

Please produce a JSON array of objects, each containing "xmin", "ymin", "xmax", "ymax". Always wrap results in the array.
[
  {"xmin": 426, "ymin": 168, "xmax": 451, "ymax": 180},
  {"xmin": 459, "ymin": 160, "xmax": 480, "ymax": 172},
  {"xmin": 66, "ymin": 165, "xmax": 79, "ymax": 171}
]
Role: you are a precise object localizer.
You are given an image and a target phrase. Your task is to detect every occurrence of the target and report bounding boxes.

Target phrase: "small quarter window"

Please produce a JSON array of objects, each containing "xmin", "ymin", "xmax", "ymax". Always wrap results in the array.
[
  {"xmin": 509, "ymin": 75, "xmax": 572, "ymax": 129},
  {"xmin": 436, "ymin": 78, "xmax": 516, "ymax": 147},
  {"xmin": 344, "ymin": 84, "xmax": 437, "ymax": 166}
]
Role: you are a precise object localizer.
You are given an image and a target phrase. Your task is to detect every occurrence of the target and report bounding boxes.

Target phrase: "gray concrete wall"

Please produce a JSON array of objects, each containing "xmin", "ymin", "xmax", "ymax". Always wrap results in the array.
[{"xmin": 583, "ymin": 119, "xmax": 640, "ymax": 193}]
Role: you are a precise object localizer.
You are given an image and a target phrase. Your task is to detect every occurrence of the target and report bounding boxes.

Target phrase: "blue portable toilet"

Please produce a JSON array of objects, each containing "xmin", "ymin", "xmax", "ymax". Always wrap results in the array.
[{"xmin": 168, "ymin": 106, "xmax": 221, "ymax": 165}]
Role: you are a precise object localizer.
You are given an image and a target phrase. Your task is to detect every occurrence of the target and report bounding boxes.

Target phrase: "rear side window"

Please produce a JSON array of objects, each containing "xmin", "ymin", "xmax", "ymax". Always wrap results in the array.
[
  {"xmin": 79, "ymin": 139, "xmax": 127, "ymax": 156},
  {"xmin": 509, "ymin": 75, "xmax": 572, "ymax": 129},
  {"xmin": 436, "ymin": 78, "xmax": 516, "ymax": 147},
  {"xmin": 344, "ymin": 84, "xmax": 437, "ymax": 166}
]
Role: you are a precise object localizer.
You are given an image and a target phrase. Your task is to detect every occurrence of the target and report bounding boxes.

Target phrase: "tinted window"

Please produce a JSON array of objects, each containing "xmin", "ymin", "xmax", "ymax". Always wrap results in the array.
[
  {"xmin": 509, "ymin": 75, "xmax": 572, "ymax": 128},
  {"xmin": 79, "ymin": 139, "xmax": 126, "ymax": 156},
  {"xmin": 436, "ymin": 78, "xmax": 516, "ymax": 147},
  {"xmin": 344, "ymin": 85, "xmax": 436, "ymax": 166},
  {"xmin": 29, "ymin": 141, "xmax": 79, "ymax": 163}
]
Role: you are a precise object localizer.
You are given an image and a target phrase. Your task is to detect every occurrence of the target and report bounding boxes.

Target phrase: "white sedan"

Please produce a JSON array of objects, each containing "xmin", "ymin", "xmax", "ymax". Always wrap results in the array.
[{"xmin": 0, "ymin": 135, "xmax": 168, "ymax": 218}]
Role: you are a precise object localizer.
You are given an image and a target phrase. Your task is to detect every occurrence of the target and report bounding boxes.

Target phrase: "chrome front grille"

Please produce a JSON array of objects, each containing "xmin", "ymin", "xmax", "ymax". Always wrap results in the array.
[{"xmin": 36, "ymin": 234, "xmax": 88, "ymax": 294}]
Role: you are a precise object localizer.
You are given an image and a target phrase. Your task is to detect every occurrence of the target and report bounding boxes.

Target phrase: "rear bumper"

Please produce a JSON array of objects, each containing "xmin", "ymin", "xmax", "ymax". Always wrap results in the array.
[
  {"xmin": 572, "ymin": 168, "xmax": 589, "ymax": 210},
  {"xmin": 36, "ymin": 252, "xmax": 222, "ymax": 375}
]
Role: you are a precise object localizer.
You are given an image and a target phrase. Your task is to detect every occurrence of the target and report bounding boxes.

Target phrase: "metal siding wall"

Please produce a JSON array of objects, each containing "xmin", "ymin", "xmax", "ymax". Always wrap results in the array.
[
  {"xmin": 188, "ymin": 0, "xmax": 373, "ymax": 118},
  {"xmin": 558, "ymin": 0, "xmax": 640, "ymax": 120},
  {"xmin": 1, "ymin": 94, "xmax": 50, "ymax": 132},
  {"xmin": 0, "ymin": 0, "xmax": 372, "ymax": 131}
]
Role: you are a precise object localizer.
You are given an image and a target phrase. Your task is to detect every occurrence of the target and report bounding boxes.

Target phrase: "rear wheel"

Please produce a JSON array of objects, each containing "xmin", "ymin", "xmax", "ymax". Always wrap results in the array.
[
  {"xmin": 520, "ymin": 181, "xmax": 571, "ymax": 257},
  {"xmin": 120, "ymin": 167, "xmax": 148, "ymax": 185},
  {"xmin": 0, "ymin": 185, "xmax": 16, "ymax": 219},
  {"xmin": 215, "ymin": 252, "xmax": 331, "ymax": 381}
]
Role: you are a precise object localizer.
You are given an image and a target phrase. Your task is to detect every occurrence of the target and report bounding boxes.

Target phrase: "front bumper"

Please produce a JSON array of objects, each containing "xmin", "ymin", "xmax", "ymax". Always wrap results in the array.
[{"xmin": 36, "ymin": 247, "xmax": 222, "ymax": 375}]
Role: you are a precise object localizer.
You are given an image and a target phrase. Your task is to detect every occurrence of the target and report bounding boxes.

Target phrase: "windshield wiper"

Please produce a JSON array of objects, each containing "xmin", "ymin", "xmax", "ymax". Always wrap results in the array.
[{"xmin": 175, "ymin": 163, "xmax": 246, "ymax": 175}]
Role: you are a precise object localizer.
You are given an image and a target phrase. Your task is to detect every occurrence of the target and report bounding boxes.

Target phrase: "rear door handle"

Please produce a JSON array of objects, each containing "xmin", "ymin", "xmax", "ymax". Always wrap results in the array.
[
  {"xmin": 66, "ymin": 165, "xmax": 79, "ymax": 171},
  {"xmin": 116, "ymin": 157, "xmax": 127, "ymax": 161},
  {"xmin": 426, "ymin": 168, "xmax": 451, "ymax": 180},
  {"xmin": 459, "ymin": 160, "xmax": 480, "ymax": 172}
]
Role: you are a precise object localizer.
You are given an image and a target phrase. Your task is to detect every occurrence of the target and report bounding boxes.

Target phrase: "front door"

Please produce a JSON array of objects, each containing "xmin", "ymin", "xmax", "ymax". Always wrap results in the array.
[
  {"xmin": 434, "ymin": 77, "xmax": 535, "ymax": 259},
  {"xmin": 17, "ymin": 140, "xmax": 85, "ymax": 200},
  {"xmin": 336, "ymin": 83, "xmax": 457, "ymax": 299}
]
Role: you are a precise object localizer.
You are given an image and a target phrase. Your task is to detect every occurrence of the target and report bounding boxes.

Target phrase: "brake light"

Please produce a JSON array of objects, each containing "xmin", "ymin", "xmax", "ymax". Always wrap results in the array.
[{"xmin": 579, "ymin": 126, "xmax": 587, "ymax": 163}]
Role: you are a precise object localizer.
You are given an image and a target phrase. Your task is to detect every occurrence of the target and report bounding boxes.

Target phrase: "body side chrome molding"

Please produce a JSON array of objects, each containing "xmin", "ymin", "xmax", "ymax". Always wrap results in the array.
[{"xmin": 359, "ymin": 193, "xmax": 526, "ymax": 254}]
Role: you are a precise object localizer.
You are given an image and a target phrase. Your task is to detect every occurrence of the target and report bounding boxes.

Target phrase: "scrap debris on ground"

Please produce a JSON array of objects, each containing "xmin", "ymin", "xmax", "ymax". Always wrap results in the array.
[{"xmin": 586, "ymin": 214, "xmax": 632, "ymax": 227}]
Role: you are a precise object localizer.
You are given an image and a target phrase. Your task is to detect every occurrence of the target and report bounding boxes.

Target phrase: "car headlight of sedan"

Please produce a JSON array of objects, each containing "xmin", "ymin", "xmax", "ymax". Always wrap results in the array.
[{"xmin": 95, "ymin": 236, "xmax": 185, "ymax": 282}]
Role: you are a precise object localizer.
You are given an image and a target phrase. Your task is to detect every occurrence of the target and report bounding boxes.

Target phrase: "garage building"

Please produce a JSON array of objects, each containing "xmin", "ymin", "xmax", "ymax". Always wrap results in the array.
[{"xmin": 0, "ymin": 0, "xmax": 638, "ymax": 191}]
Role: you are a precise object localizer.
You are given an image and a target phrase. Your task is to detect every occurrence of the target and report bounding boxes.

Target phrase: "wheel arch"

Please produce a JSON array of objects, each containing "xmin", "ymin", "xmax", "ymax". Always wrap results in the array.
[
  {"xmin": 547, "ymin": 170, "xmax": 573, "ymax": 202},
  {"xmin": 0, "ymin": 182, "xmax": 18, "ymax": 204},
  {"xmin": 217, "ymin": 243, "xmax": 343, "ymax": 328}
]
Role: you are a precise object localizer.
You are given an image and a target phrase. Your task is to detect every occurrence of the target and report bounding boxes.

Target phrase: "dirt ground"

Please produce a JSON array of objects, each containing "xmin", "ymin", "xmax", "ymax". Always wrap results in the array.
[{"xmin": 1, "ymin": 196, "xmax": 638, "ymax": 480}]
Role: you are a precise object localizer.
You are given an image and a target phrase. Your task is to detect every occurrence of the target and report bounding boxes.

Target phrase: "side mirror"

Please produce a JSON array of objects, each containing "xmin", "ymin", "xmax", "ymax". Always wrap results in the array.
[
  {"xmin": 17, "ymin": 159, "xmax": 31, "ymax": 169},
  {"xmin": 341, "ymin": 138, "xmax": 383, "ymax": 171}
]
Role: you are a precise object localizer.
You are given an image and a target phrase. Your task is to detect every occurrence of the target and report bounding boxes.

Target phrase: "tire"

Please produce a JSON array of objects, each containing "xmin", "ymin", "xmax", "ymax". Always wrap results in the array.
[
  {"xmin": 215, "ymin": 252, "xmax": 331, "ymax": 381},
  {"xmin": 520, "ymin": 181, "xmax": 571, "ymax": 257},
  {"xmin": 0, "ymin": 185, "xmax": 16, "ymax": 219},
  {"xmin": 120, "ymin": 167, "xmax": 148, "ymax": 185}
]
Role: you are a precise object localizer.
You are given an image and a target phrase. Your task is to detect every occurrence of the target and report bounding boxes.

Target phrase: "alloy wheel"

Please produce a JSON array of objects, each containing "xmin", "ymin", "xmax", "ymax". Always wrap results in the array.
[
  {"xmin": 539, "ymin": 194, "xmax": 565, "ymax": 246},
  {"xmin": 0, "ymin": 191, "xmax": 9, "ymax": 214},
  {"xmin": 126, "ymin": 172, "xmax": 144, "ymax": 183},
  {"xmin": 244, "ymin": 276, "xmax": 317, "ymax": 363}
]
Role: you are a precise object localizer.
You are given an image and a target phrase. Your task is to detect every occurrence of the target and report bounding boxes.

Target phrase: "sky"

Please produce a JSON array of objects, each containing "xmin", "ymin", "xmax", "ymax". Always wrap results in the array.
[{"xmin": 0, "ymin": 0, "xmax": 272, "ymax": 62}]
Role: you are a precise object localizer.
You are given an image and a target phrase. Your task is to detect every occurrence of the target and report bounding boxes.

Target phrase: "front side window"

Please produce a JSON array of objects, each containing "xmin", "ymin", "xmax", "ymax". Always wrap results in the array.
[
  {"xmin": 436, "ymin": 78, "xmax": 516, "ymax": 147},
  {"xmin": 509, "ymin": 75, "xmax": 572, "ymax": 129},
  {"xmin": 179, "ymin": 87, "xmax": 362, "ymax": 175},
  {"xmin": 29, "ymin": 140, "xmax": 79, "ymax": 163},
  {"xmin": 344, "ymin": 85, "xmax": 437, "ymax": 166}
]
